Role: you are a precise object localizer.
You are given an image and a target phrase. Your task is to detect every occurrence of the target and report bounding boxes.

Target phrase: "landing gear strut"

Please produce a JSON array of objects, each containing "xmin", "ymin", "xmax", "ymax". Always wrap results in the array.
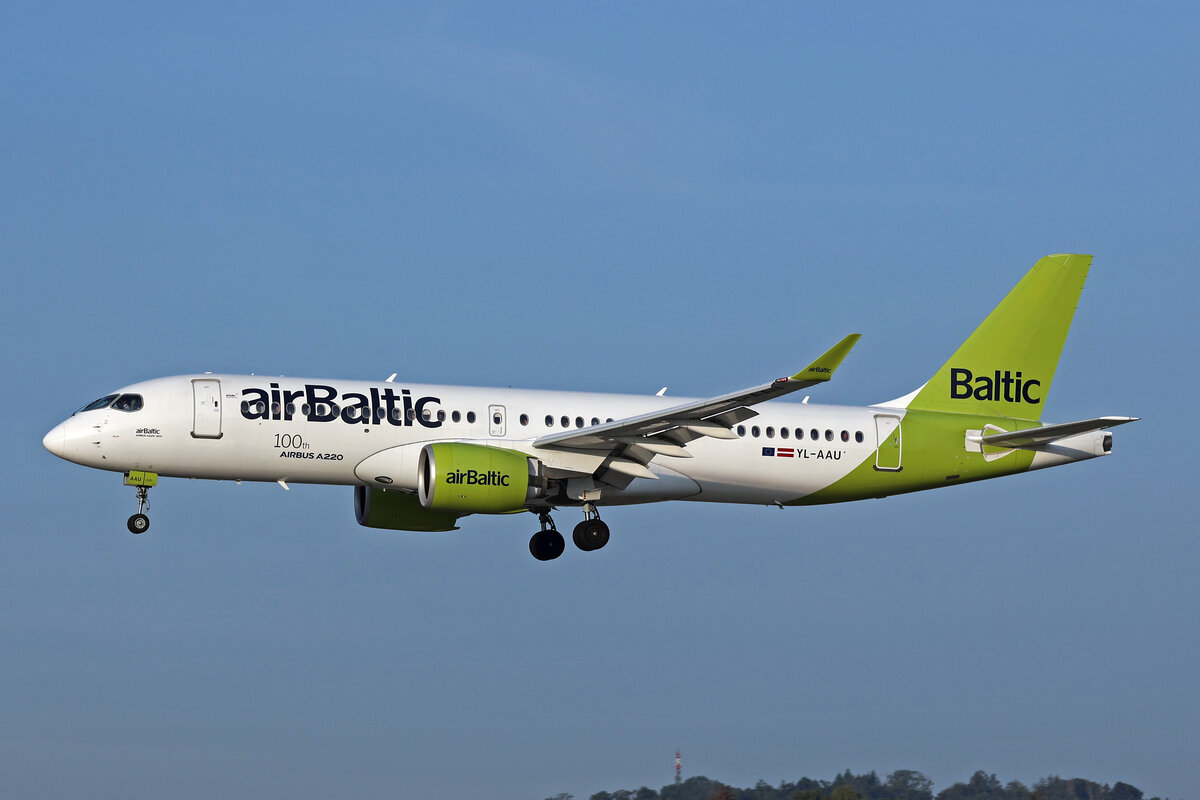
[
  {"xmin": 529, "ymin": 510, "xmax": 565, "ymax": 561},
  {"xmin": 127, "ymin": 485, "xmax": 150, "ymax": 534},
  {"xmin": 572, "ymin": 502, "xmax": 610, "ymax": 552}
]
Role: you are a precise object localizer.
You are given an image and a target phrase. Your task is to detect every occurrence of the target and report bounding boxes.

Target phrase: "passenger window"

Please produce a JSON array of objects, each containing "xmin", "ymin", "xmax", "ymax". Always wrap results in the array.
[
  {"xmin": 855, "ymin": 431, "xmax": 864, "ymax": 443},
  {"xmin": 780, "ymin": 427, "xmax": 789, "ymax": 440},
  {"xmin": 575, "ymin": 417, "xmax": 584, "ymax": 428},
  {"xmin": 545, "ymin": 415, "xmax": 554, "ymax": 427},
  {"xmin": 841, "ymin": 430, "xmax": 849, "ymax": 442},
  {"xmin": 825, "ymin": 429, "xmax": 833, "ymax": 441},
  {"xmin": 467, "ymin": 411, "xmax": 476, "ymax": 424},
  {"xmin": 810, "ymin": 429, "xmax": 819, "ymax": 440},
  {"xmin": 520, "ymin": 414, "xmax": 529, "ymax": 426},
  {"xmin": 751, "ymin": 426, "xmax": 760, "ymax": 438},
  {"xmin": 737, "ymin": 425, "xmax": 746, "ymax": 437},
  {"xmin": 590, "ymin": 417, "xmax": 599, "ymax": 426},
  {"xmin": 452, "ymin": 411, "xmax": 461, "ymax": 423},
  {"xmin": 561, "ymin": 416, "xmax": 570, "ymax": 428},
  {"xmin": 765, "ymin": 426, "xmax": 775, "ymax": 439},
  {"xmin": 437, "ymin": 410, "xmax": 446, "ymax": 422}
]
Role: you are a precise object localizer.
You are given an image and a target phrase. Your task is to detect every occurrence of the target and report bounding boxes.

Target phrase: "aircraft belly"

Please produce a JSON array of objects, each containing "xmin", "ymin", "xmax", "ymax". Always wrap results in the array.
[{"xmin": 598, "ymin": 467, "xmax": 700, "ymax": 506}]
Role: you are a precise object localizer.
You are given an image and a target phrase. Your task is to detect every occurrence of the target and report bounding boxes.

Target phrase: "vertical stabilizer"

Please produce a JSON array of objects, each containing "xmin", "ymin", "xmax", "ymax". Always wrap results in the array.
[{"xmin": 904, "ymin": 254, "xmax": 1091, "ymax": 420}]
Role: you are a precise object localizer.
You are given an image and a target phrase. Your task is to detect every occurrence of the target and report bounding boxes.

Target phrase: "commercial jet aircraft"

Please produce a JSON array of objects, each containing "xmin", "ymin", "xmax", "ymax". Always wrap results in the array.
[{"xmin": 43, "ymin": 254, "xmax": 1136, "ymax": 560}]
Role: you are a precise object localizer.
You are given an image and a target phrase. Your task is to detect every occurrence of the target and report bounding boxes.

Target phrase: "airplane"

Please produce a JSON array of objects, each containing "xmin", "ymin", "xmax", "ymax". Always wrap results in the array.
[{"xmin": 42, "ymin": 254, "xmax": 1136, "ymax": 560}]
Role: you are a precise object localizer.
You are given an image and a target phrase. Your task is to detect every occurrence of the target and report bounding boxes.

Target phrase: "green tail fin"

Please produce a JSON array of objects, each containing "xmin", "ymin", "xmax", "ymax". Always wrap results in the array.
[{"xmin": 904, "ymin": 253, "xmax": 1091, "ymax": 420}]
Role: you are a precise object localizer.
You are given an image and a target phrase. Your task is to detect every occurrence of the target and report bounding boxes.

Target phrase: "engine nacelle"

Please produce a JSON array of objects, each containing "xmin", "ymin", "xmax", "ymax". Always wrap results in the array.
[
  {"xmin": 417, "ymin": 443, "xmax": 545, "ymax": 513},
  {"xmin": 354, "ymin": 485, "xmax": 459, "ymax": 531}
]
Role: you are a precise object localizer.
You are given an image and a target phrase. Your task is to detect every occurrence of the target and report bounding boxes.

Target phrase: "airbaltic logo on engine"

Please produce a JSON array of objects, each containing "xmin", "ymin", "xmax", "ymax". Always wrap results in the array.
[
  {"xmin": 445, "ymin": 469, "xmax": 511, "ymax": 487},
  {"xmin": 950, "ymin": 368, "xmax": 1041, "ymax": 404},
  {"xmin": 239, "ymin": 383, "xmax": 443, "ymax": 428}
]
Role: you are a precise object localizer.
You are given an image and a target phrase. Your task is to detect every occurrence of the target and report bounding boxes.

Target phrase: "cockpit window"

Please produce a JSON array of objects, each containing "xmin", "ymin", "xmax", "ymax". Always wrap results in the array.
[
  {"xmin": 77, "ymin": 394, "xmax": 118, "ymax": 413},
  {"xmin": 112, "ymin": 394, "xmax": 144, "ymax": 412}
]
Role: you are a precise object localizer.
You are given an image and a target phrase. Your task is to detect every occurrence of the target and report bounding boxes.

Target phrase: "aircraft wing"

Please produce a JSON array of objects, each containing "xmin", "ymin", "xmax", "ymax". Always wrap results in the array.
[
  {"xmin": 533, "ymin": 334, "xmax": 861, "ymax": 486},
  {"xmin": 975, "ymin": 416, "xmax": 1139, "ymax": 448}
]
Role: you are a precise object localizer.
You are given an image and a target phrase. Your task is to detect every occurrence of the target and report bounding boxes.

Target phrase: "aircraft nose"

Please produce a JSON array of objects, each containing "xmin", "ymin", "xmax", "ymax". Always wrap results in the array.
[{"xmin": 43, "ymin": 421, "xmax": 67, "ymax": 458}]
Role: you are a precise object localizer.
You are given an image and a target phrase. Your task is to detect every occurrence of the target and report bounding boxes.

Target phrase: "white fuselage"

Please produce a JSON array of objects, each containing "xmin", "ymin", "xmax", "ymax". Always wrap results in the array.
[{"xmin": 43, "ymin": 374, "xmax": 881, "ymax": 507}]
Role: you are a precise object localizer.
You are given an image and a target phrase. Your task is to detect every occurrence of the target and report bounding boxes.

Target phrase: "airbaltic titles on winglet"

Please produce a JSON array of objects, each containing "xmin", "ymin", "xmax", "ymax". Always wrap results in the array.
[
  {"xmin": 239, "ymin": 383, "xmax": 443, "ymax": 427},
  {"xmin": 950, "ymin": 368, "xmax": 1041, "ymax": 404}
]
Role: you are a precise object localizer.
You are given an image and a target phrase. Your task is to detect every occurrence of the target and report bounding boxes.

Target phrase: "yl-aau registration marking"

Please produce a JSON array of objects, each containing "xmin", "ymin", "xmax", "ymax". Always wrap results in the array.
[{"xmin": 43, "ymin": 255, "xmax": 1137, "ymax": 560}]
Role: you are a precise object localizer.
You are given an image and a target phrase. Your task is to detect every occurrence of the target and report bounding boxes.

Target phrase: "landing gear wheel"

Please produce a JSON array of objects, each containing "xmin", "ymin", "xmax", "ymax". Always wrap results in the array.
[
  {"xmin": 572, "ymin": 518, "xmax": 610, "ymax": 551},
  {"xmin": 573, "ymin": 502, "xmax": 609, "ymax": 552},
  {"xmin": 529, "ymin": 529, "xmax": 565, "ymax": 561},
  {"xmin": 572, "ymin": 523, "xmax": 594, "ymax": 552},
  {"xmin": 127, "ymin": 482, "xmax": 152, "ymax": 534}
]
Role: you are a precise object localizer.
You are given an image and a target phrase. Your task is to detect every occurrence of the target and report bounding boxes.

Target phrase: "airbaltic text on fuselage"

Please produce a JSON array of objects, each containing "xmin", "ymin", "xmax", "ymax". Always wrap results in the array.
[
  {"xmin": 950, "ymin": 368, "xmax": 1041, "ymax": 404},
  {"xmin": 239, "ymin": 383, "xmax": 443, "ymax": 427}
]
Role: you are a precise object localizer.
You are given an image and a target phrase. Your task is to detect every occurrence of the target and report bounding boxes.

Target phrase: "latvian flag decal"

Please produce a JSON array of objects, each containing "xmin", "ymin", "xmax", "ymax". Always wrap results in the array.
[{"xmin": 762, "ymin": 447, "xmax": 796, "ymax": 458}]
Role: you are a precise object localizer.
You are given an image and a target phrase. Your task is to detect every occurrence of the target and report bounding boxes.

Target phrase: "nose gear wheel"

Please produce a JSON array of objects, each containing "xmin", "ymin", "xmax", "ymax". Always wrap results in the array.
[{"xmin": 127, "ymin": 484, "xmax": 151, "ymax": 534}]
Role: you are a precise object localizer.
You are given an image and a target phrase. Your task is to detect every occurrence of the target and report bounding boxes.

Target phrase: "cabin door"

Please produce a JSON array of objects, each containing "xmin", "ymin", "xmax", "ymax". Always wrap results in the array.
[
  {"xmin": 874, "ymin": 414, "xmax": 902, "ymax": 471},
  {"xmin": 192, "ymin": 378, "xmax": 223, "ymax": 439}
]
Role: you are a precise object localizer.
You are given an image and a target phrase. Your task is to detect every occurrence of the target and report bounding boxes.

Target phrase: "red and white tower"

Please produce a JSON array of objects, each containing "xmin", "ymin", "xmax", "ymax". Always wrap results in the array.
[{"xmin": 675, "ymin": 750, "xmax": 682, "ymax": 784}]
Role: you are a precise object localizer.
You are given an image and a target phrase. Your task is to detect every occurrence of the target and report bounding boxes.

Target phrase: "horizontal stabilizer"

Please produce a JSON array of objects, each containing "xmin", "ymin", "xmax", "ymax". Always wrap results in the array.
[{"xmin": 974, "ymin": 416, "xmax": 1139, "ymax": 448}]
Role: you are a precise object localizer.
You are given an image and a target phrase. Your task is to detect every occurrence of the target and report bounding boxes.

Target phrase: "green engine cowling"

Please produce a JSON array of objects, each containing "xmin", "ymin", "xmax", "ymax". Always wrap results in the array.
[
  {"xmin": 417, "ymin": 443, "xmax": 545, "ymax": 513},
  {"xmin": 354, "ymin": 485, "xmax": 459, "ymax": 531}
]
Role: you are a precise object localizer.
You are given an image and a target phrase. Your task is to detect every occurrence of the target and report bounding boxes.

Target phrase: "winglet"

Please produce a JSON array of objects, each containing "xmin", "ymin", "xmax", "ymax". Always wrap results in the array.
[{"xmin": 789, "ymin": 334, "xmax": 861, "ymax": 383}]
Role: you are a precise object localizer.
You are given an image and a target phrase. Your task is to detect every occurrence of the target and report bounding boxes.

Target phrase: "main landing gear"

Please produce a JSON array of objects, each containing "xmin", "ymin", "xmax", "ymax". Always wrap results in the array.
[
  {"xmin": 572, "ymin": 502, "xmax": 610, "ymax": 552},
  {"xmin": 127, "ymin": 485, "xmax": 151, "ymax": 534},
  {"xmin": 528, "ymin": 504, "xmax": 611, "ymax": 561},
  {"xmin": 529, "ymin": 511, "xmax": 565, "ymax": 561}
]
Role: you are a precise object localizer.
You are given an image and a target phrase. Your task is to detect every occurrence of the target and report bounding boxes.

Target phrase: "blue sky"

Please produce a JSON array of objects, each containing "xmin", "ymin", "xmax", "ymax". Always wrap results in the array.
[{"xmin": 3, "ymin": 3, "xmax": 1196, "ymax": 799}]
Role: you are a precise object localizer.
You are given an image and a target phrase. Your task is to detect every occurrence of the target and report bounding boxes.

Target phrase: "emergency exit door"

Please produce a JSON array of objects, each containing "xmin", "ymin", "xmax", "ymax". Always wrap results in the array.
[{"xmin": 489, "ymin": 405, "xmax": 506, "ymax": 437}]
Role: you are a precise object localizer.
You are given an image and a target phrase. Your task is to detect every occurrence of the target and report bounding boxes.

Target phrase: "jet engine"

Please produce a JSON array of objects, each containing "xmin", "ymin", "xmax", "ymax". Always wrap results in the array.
[
  {"xmin": 354, "ymin": 485, "xmax": 459, "ymax": 531},
  {"xmin": 417, "ymin": 442, "xmax": 546, "ymax": 513}
]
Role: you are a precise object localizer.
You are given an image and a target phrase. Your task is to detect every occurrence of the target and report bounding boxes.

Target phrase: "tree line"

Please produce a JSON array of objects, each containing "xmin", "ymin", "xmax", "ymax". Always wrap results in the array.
[{"xmin": 553, "ymin": 768, "xmax": 1168, "ymax": 800}]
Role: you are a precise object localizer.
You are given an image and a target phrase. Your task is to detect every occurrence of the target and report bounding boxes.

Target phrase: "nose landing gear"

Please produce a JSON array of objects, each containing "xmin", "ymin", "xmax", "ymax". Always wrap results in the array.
[{"xmin": 123, "ymin": 471, "xmax": 157, "ymax": 534}]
